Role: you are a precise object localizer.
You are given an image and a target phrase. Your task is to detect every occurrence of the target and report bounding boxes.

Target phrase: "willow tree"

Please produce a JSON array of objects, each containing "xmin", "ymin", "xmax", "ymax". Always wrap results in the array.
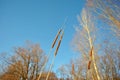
[{"xmin": 72, "ymin": 8, "xmax": 101, "ymax": 80}]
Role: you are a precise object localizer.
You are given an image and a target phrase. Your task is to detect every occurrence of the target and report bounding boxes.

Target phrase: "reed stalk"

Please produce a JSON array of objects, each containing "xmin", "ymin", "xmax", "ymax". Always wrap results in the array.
[
  {"xmin": 46, "ymin": 30, "xmax": 64, "ymax": 80},
  {"xmin": 81, "ymin": 9, "xmax": 100, "ymax": 80},
  {"xmin": 45, "ymin": 56, "xmax": 55, "ymax": 80},
  {"xmin": 37, "ymin": 29, "xmax": 63, "ymax": 80},
  {"xmin": 37, "ymin": 49, "xmax": 52, "ymax": 80}
]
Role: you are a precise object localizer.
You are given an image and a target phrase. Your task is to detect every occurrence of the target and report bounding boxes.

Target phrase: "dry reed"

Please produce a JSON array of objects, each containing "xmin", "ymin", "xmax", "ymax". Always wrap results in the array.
[
  {"xmin": 88, "ymin": 60, "xmax": 91, "ymax": 70},
  {"xmin": 52, "ymin": 29, "xmax": 62, "ymax": 48},
  {"xmin": 46, "ymin": 56, "xmax": 55, "ymax": 80},
  {"xmin": 54, "ymin": 31, "xmax": 64, "ymax": 56},
  {"xmin": 89, "ymin": 46, "xmax": 93, "ymax": 57},
  {"xmin": 37, "ymin": 29, "xmax": 63, "ymax": 80},
  {"xmin": 46, "ymin": 30, "xmax": 64, "ymax": 80},
  {"xmin": 87, "ymin": 46, "xmax": 93, "ymax": 70},
  {"xmin": 72, "ymin": 64, "xmax": 75, "ymax": 75}
]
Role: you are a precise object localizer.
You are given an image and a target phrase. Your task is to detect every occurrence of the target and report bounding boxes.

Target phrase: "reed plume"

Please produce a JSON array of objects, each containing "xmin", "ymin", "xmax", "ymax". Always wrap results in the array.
[
  {"xmin": 80, "ymin": 9, "xmax": 100, "ymax": 80},
  {"xmin": 72, "ymin": 63, "xmax": 75, "ymax": 75},
  {"xmin": 54, "ymin": 31, "xmax": 64, "ymax": 56},
  {"xmin": 52, "ymin": 29, "xmax": 62, "ymax": 48},
  {"xmin": 46, "ymin": 30, "xmax": 64, "ymax": 80},
  {"xmin": 89, "ymin": 46, "xmax": 93, "ymax": 57},
  {"xmin": 87, "ymin": 46, "xmax": 93, "ymax": 70},
  {"xmin": 88, "ymin": 60, "xmax": 91, "ymax": 70}
]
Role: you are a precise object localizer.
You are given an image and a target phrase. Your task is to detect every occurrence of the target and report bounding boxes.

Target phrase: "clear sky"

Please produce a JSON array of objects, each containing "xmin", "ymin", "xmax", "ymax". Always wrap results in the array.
[{"xmin": 0, "ymin": 0, "xmax": 85, "ymax": 73}]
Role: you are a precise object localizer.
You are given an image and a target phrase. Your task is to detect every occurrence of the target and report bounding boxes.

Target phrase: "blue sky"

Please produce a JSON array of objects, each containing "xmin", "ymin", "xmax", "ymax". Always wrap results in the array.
[{"xmin": 0, "ymin": 0, "xmax": 85, "ymax": 73}]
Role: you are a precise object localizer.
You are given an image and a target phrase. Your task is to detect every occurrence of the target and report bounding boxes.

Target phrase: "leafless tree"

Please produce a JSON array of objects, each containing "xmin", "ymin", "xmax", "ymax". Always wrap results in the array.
[
  {"xmin": 99, "ymin": 42, "xmax": 120, "ymax": 80},
  {"xmin": 0, "ymin": 42, "xmax": 46, "ymax": 80}
]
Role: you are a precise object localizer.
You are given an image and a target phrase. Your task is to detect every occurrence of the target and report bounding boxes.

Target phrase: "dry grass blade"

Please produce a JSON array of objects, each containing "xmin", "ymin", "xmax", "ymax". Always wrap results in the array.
[{"xmin": 52, "ymin": 29, "xmax": 62, "ymax": 48}]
